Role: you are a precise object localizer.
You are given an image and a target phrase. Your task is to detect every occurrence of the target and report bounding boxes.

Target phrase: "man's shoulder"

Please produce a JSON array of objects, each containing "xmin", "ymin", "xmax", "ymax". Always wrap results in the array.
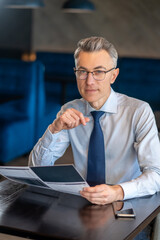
[{"xmin": 116, "ymin": 92, "xmax": 150, "ymax": 110}]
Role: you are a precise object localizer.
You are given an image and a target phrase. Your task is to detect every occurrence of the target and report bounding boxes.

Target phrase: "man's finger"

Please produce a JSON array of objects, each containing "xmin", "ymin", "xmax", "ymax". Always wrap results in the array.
[
  {"xmin": 83, "ymin": 184, "xmax": 107, "ymax": 193},
  {"xmin": 80, "ymin": 191, "xmax": 102, "ymax": 198},
  {"xmin": 70, "ymin": 108, "xmax": 90, "ymax": 126},
  {"xmin": 85, "ymin": 117, "xmax": 90, "ymax": 123}
]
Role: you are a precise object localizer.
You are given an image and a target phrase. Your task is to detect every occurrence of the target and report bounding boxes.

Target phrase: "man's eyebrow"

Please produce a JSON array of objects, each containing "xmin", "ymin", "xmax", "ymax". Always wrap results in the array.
[
  {"xmin": 77, "ymin": 66, "xmax": 87, "ymax": 70},
  {"xmin": 94, "ymin": 66, "xmax": 107, "ymax": 70},
  {"xmin": 77, "ymin": 66, "xmax": 107, "ymax": 70}
]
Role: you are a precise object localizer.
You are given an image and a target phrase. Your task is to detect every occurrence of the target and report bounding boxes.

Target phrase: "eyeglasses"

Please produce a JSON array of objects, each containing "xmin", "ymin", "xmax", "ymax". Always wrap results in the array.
[{"xmin": 74, "ymin": 67, "xmax": 115, "ymax": 81}]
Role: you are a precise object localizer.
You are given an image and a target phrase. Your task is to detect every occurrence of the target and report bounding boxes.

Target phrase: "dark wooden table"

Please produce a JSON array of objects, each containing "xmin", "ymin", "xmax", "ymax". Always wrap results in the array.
[{"xmin": 0, "ymin": 179, "xmax": 160, "ymax": 240}]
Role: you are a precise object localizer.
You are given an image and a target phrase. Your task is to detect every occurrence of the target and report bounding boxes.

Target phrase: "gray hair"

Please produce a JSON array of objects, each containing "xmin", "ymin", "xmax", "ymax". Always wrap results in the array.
[{"xmin": 74, "ymin": 36, "xmax": 118, "ymax": 68}]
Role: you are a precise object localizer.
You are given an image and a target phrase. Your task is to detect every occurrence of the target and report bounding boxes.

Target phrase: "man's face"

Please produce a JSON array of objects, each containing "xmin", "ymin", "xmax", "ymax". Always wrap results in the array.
[{"xmin": 75, "ymin": 50, "xmax": 119, "ymax": 110}]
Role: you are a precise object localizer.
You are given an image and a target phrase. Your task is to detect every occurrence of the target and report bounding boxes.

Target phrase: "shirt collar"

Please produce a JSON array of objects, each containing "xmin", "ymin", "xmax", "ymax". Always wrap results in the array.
[{"xmin": 85, "ymin": 88, "xmax": 117, "ymax": 116}]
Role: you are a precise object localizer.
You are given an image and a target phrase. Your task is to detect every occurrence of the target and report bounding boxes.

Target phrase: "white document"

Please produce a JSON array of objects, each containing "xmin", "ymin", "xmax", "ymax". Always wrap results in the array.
[{"xmin": 0, "ymin": 165, "xmax": 89, "ymax": 195}]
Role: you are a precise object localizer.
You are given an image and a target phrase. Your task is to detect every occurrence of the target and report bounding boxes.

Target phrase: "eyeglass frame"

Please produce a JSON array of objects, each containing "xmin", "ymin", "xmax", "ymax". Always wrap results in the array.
[{"xmin": 73, "ymin": 67, "xmax": 116, "ymax": 81}]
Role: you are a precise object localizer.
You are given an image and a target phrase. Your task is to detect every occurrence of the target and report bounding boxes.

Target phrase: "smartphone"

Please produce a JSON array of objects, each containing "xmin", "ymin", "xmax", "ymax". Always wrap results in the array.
[{"xmin": 112, "ymin": 201, "xmax": 136, "ymax": 218}]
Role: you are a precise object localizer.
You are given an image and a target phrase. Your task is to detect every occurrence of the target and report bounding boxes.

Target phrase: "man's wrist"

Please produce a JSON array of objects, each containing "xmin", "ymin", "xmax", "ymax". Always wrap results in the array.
[
  {"xmin": 117, "ymin": 185, "xmax": 124, "ymax": 200},
  {"xmin": 49, "ymin": 121, "xmax": 60, "ymax": 134},
  {"xmin": 114, "ymin": 185, "xmax": 124, "ymax": 201}
]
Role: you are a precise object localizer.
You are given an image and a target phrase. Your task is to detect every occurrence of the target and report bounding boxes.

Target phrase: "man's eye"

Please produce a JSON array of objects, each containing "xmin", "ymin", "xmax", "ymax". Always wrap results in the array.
[
  {"xmin": 79, "ymin": 70, "xmax": 87, "ymax": 74},
  {"xmin": 94, "ymin": 70, "xmax": 104, "ymax": 75}
]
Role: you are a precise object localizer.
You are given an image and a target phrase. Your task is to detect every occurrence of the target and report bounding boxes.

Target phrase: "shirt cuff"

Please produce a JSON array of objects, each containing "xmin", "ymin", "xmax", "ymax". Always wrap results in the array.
[{"xmin": 119, "ymin": 181, "xmax": 138, "ymax": 200}]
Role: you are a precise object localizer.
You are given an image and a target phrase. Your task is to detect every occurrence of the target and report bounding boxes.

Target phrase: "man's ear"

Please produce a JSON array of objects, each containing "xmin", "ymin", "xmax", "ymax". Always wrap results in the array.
[{"xmin": 110, "ymin": 68, "xmax": 119, "ymax": 84}]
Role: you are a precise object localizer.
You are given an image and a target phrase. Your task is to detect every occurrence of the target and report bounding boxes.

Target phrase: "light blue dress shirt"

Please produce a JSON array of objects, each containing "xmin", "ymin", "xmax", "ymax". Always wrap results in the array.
[{"xmin": 29, "ymin": 89, "xmax": 160, "ymax": 200}]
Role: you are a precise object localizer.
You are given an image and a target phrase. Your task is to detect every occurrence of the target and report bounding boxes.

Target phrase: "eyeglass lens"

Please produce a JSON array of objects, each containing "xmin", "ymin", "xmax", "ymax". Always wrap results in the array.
[{"xmin": 76, "ymin": 70, "xmax": 106, "ymax": 81}]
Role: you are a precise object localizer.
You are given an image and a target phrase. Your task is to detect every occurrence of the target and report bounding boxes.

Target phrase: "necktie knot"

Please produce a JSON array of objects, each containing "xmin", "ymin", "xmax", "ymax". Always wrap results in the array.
[{"xmin": 91, "ymin": 111, "xmax": 105, "ymax": 122}]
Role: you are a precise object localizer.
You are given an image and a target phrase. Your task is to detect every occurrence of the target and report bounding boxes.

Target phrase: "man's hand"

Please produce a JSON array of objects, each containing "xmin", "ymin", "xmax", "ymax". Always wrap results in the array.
[
  {"xmin": 80, "ymin": 184, "xmax": 124, "ymax": 205},
  {"xmin": 49, "ymin": 108, "xmax": 90, "ymax": 133}
]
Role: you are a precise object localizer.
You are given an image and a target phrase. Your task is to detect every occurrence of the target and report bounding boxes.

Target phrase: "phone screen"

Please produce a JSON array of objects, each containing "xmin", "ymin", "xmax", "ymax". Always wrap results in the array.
[{"xmin": 112, "ymin": 201, "xmax": 136, "ymax": 218}]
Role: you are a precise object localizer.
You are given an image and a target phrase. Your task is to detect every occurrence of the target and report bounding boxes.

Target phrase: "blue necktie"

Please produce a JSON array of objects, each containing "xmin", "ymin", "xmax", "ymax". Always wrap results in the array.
[{"xmin": 87, "ymin": 111, "xmax": 105, "ymax": 186}]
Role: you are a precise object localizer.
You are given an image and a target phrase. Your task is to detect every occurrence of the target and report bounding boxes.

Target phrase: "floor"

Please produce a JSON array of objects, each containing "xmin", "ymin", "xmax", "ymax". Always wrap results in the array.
[{"xmin": 0, "ymin": 233, "xmax": 30, "ymax": 240}]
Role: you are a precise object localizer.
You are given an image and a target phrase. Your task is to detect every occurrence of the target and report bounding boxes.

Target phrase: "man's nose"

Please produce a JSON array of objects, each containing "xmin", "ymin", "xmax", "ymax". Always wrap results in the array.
[{"xmin": 86, "ymin": 72, "xmax": 95, "ymax": 84}]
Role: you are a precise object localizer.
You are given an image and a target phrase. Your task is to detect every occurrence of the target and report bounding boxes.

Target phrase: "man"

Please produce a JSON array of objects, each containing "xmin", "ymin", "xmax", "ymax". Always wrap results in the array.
[{"xmin": 29, "ymin": 36, "xmax": 160, "ymax": 205}]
